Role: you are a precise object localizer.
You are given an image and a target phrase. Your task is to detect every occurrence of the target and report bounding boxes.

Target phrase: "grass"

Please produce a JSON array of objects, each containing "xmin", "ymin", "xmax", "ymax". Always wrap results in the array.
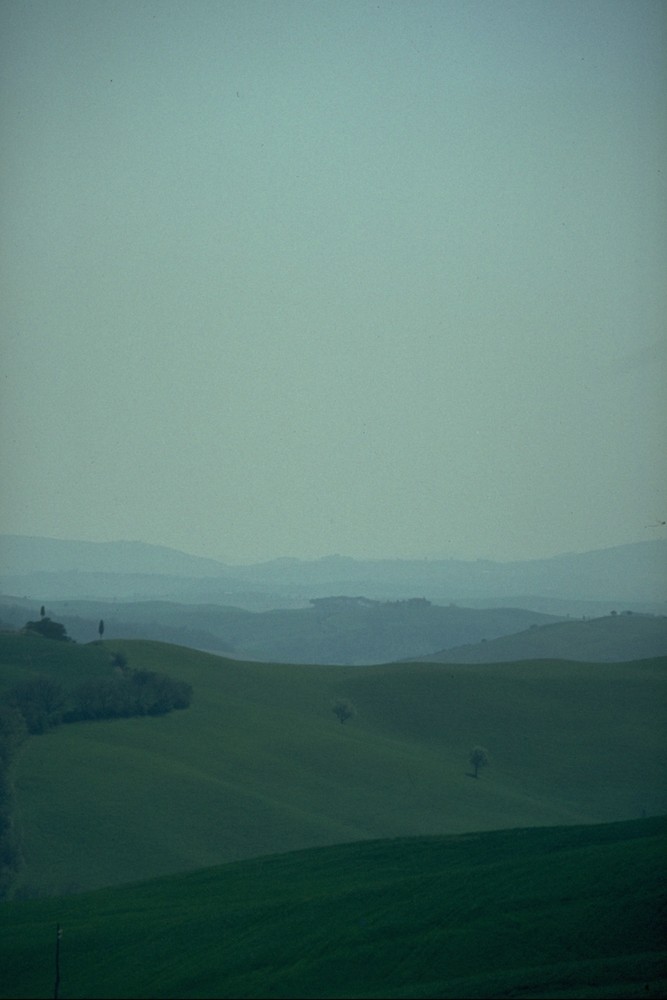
[
  {"xmin": 0, "ymin": 630, "xmax": 113, "ymax": 688},
  {"xmin": 1, "ymin": 634, "xmax": 665, "ymax": 998},
  {"xmin": 0, "ymin": 816, "xmax": 664, "ymax": 999},
  {"xmin": 419, "ymin": 612, "xmax": 667, "ymax": 664},
  {"xmin": 2, "ymin": 636, "xmax": 665, "ymax": 897}
]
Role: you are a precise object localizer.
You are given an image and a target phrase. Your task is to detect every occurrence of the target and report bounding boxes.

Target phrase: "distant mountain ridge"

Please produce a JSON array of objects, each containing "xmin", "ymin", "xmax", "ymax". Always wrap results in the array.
[
  {"xmin": 0, "ymin": 534, "xmax": 665, "ymax": 610},
  {"xmin": 0, "ymin": 535, "xmax": 228, "ymax": 577}
]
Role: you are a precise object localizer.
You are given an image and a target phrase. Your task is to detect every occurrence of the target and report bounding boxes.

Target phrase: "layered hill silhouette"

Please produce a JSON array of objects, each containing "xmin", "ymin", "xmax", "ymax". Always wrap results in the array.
[
  {"xmin": 3, "ymin": 597, "xmax": 666, "ymax": 667},
  {"xmin": 1, "ymin": 534, "xmax": 665, "ymax": 613},
  {"xmin": 0, "ymin": 594, "xmax": 564, "ymax": 664}
]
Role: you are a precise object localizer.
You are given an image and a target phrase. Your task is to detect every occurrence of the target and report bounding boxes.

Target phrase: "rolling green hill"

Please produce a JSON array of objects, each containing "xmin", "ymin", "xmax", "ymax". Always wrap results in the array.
[
  {"xmin": 0, "ymin": 816, "xmax": 665, "ymax": 999},
  {"xmin": 2, "ymin": 634, "xmax": 665, "ymax": 899},
  {"xmin": 411, "ymin": 612, "xmax": 667, "ymax": 663}
]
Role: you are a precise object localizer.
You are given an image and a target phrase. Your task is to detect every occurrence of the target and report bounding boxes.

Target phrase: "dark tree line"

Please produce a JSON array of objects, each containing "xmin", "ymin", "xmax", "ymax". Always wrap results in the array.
[
  {"xmin": 10, "ymin": 617, "xmax": 192, "ymax": 729},
  {"xmin": 4, "ymin": 676, "xmax": 65, "ymax": 734},
  {"xmin": 0, "ymin": 706, "xmax": 28, "ymax": 897},
  {"xmin": 66, "ymin": 668, "xmax": 192, "ymax": 722},
  {"xmin": 1, "ymin": 667, "xmax": 192, "ymax": 734}
]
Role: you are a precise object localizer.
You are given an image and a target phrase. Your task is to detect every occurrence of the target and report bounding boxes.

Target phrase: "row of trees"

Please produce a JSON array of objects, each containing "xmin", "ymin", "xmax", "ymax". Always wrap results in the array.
[
  {"xmin": 2, "ymin": 666, "xmax": 193, "ymax": 735},
  {"xmin": 0, "ymin": 706, "xmax": 28, "ymax": 896},
  {"xmin": 67, "ymin": 667, "xmax": 192, "ymax": 723}
]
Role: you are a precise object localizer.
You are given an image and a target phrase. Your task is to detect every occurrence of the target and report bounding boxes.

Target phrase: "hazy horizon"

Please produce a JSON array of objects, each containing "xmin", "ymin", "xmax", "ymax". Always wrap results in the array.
[
  {"xmin": 1, "ymin": 529, "xmax": 666, "ymax": 569},
  {"xmin": 2, "ymin": 1, "xmax": 666, "ymax": 566}
]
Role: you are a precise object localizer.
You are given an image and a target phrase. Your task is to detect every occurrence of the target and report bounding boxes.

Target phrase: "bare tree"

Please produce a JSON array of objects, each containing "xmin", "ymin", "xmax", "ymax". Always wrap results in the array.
[
  {"xmin": 469, "ymin": 745, "xmax": 489, "ymax": 778},
  {"xmin": 333, "ymin": 699, "xmax": 355, "ymax": 724}
]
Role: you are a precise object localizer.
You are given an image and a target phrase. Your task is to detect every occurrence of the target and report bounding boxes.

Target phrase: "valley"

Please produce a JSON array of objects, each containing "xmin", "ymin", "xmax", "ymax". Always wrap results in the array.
[{"xmin": 0, "ymin": 536, "xmax": 665, "ymax": 997}]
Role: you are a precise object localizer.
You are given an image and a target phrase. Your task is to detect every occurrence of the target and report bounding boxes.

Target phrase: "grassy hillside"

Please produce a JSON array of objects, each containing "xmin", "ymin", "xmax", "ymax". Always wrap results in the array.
[
  {"xmin": 413, "ymin": 612, "xmax": 667, "ymax": 663},
  {"xmin": 0, "ymin": 629, "xmax": 116, "ymax": 689},
  {"xmin": 3, "ymin": 634, "xmax": 665, "ymax": 898},
  {"xmin": 0, "ymin": 816, "xmax": 665, "ymax": 999}
]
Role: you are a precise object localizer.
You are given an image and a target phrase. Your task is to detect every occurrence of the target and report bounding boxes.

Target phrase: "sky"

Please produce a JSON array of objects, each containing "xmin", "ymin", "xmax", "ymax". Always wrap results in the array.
[{"xmin": 1, "ymin": 0, "xmax": 666, "ymax": 566}]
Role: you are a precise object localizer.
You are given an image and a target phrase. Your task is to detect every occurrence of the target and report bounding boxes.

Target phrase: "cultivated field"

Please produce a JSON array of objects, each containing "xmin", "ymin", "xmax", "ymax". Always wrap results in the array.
[{"xmin": 2, "ymin": 636, "xmax": 664, "ymax": 896}]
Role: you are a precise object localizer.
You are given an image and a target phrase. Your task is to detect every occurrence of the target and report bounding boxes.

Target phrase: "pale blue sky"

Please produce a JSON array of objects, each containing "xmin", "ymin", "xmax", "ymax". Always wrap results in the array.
[{"xmin": 1, "ymin": 0, "xmax": 666, "ymax": 564}]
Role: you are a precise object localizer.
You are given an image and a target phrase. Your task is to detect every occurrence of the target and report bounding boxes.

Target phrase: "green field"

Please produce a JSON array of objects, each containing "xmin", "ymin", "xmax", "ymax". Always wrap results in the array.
[
  {"xmin": 1, "ymin": 635, "xmax": 665, "ymax": 896},
  {"xmin": 1, "ymin": 633, "xmax": 666, "ymax": 998},
  {"xmin": 0, "ymin": 816, "xmax": 665, "ymax": 999}
]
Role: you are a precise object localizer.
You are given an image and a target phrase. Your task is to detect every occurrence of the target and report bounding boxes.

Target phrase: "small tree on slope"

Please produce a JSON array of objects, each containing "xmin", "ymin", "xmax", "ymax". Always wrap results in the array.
[
  {"xmin": 469, "ymin": 745, "xmax": 489, "ymax": 778},
  {"xmin": 333, "ymin": 699, "xmax": 355, "ymax": 724}
]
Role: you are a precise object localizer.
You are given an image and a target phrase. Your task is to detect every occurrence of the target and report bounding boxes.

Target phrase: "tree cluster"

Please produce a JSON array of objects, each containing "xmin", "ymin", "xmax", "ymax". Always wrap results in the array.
[
  {"xmin": 23, "ymin": 617, "xmax": 72, "ymax": 642},
  {"xmin": 3, "ymin": 677, "xmax": 65, "ymax": 735},
  {"xmin": 1, "ymin": 667, "xmax": 192, "ymax": 734},
  {"xmin": 65, "ymin": 668, "xmax": 192, "ymax": 723}
]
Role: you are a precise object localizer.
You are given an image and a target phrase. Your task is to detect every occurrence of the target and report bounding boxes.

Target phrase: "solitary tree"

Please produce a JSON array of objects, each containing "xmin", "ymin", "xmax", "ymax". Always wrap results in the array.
[
  {"xmin": 333, "ymin": 699, "xmax": 355, "ymax": 724},
  {"xmin": 98, "ymin": 619, "xmax": 105, "ymax": 639},
  {"xmin": 469, "ymin": 745, "xmax": 489, "ymax": 778},
  {"xmin": 40, "ymin": 605, "xmax": 45, "ymax": 618}
]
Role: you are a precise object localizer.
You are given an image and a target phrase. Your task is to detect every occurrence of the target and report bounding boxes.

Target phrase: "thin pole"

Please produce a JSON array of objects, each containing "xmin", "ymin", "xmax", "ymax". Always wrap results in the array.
[{"xmin": 53, "ymin": 924, "xmax": 61, "ymax": 1000}]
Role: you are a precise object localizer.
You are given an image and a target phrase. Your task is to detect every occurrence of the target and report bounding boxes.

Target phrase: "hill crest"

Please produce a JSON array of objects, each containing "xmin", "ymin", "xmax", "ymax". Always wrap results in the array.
[{"xmin": 409, "ymin": 611, "xmax": 667, "ymax": 664}]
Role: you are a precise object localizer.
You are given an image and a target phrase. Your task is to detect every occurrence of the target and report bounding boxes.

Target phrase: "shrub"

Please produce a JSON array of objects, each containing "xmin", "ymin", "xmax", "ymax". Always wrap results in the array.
[
  {"xmin": 23, "ymin": 617, "xmax": 72, "ymax": 642},
  {"xmin": 66, "ymin": 669, "xmax": 193, "ymax": 722},
  {"xmin": 4, "ymin": 677, "xmax": 65, "ymax": 734}
]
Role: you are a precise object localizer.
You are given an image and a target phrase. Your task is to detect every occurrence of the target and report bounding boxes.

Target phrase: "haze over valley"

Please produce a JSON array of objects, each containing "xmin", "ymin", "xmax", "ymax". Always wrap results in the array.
[
  {"xmin": 1, "ymin": 0, "xmax": 665, "ymax": 574},
  {"xmin": 2, "ymin": 534, "xmax": 666, "ymax": 664},
  {"xmin": 1, "ymin": 0, "xmax": 666, "ymax": 996}
]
